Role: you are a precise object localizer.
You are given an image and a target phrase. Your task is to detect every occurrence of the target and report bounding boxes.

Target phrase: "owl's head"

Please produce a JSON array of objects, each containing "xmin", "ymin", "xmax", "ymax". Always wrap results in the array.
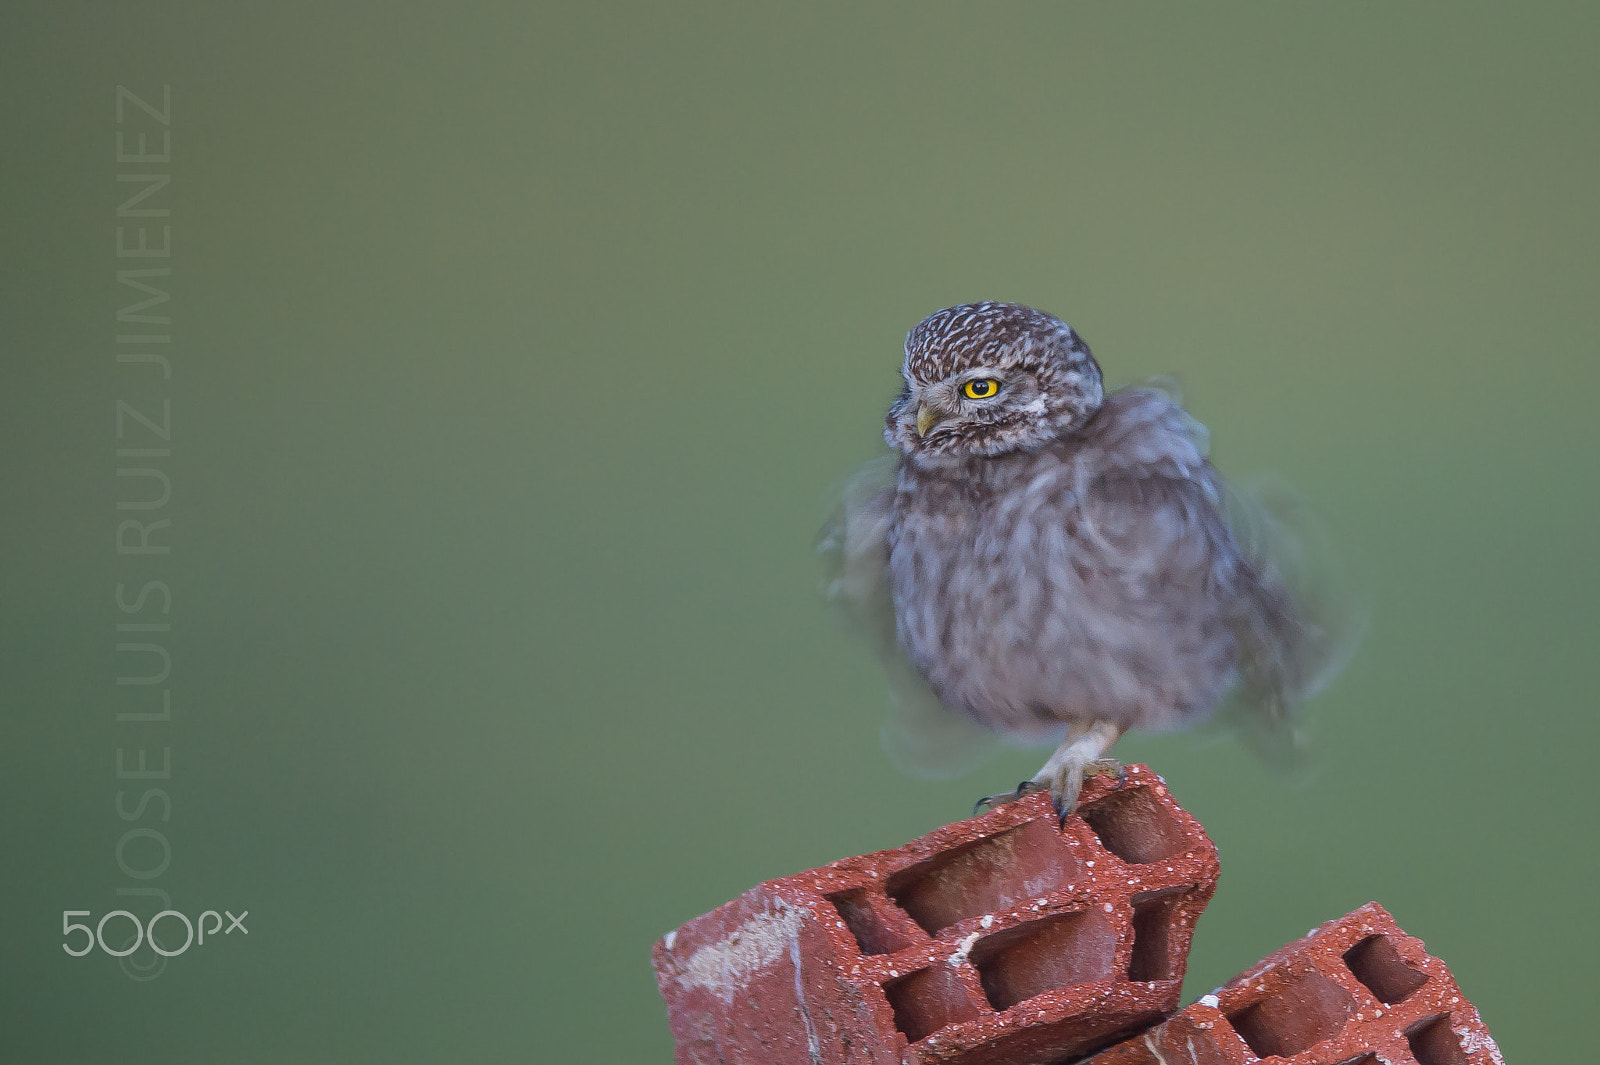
[{"xmin": 885, "ymin": 302, "xmax": 1103, "ymax": 462}]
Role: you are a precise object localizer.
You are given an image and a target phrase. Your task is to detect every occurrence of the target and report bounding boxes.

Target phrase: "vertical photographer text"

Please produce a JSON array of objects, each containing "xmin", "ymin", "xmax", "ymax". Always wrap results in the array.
[{"xmin": 112, "ymin": 83, "xmax": 175, "ymax": 981}]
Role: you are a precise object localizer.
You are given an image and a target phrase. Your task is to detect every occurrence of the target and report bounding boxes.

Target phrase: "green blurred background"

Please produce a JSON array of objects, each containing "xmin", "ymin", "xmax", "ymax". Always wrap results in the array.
[{"xmin": 3, "ymin": 3, "xmax": 1595, "ymax": 1061}]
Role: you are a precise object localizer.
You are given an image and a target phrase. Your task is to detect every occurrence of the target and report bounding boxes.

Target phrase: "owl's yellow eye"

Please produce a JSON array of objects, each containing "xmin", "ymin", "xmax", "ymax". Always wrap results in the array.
[{"xmin": 963, "ymin": 378, "xmax": 1001, "ymax": 399}]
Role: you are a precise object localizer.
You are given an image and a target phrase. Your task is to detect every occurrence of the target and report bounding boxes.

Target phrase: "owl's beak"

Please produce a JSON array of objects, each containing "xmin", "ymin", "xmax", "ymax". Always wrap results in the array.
[{"xmin": 916, "ymin": 404, "xmax": 941, "ymax": 437}]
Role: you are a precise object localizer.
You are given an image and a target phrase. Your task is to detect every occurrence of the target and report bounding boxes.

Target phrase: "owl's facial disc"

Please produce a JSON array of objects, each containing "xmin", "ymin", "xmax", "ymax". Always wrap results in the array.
[
  {"xmin": 886, "ymin": 302, "xmax": 1106, "ymax": 463},
  {"xmin": 889, "ymin": 369, "xmax": 1051, "ymax": 460}
]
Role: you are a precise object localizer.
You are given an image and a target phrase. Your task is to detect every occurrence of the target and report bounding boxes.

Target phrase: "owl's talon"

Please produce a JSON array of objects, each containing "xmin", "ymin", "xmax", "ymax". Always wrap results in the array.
[
  {"xmin": 1053, "ymin": 789, "xmax": 1081, "ymax": 828},
  {"xmin": 973, "ymin": 780, "xmax": 1044, "ymax": 815},
  {"xmin": 973, "ymin": 792, "xmax": 1010, "ymax": 815}
]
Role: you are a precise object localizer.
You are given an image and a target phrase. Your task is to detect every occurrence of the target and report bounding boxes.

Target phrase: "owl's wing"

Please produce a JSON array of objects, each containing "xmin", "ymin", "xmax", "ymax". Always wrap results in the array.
[
  {"xmin": 818, "ymin": 456, "xmax": 999, "ymax": 779},
  {"xmin": 1213, "ymin": 474, "xmax": 1366, "ymax": 773},
  {"xmin": 1075, "ymin": 391, "xmax": 1361, "ymax": 773}
]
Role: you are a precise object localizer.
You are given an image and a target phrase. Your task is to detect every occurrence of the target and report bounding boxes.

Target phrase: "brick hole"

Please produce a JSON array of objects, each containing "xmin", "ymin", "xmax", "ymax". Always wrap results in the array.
[
  {"xmin": 1128, "ymin": 887, "xmax": 1191, "ymax": 981},
  {"xmin": 1328, "ymin": 1057, "xmax": 1380, "ymax": 1065},
  {"xmin": 881, "ymin": 965, "xmax": 983, "ymax": 1043},
  {"xmin": 969, "ymin": 909, "xmax": 1116, "ymax": 1010},
  {"xmin": 1224, "ymin": 971, "xmax": 1355, "ymax": 1058},
  {"xmin": 1342, "ymin": 933, "xmax": 1428, "ymax": 1004},
  {"xmin": 886, "ymin": 818, "xmax": 1083, "ymax": 934},
  {"xmin": 1406, "ymin": 1014, "xmax": 1471, "ymax": 1065},
  {"xmin": 826, "ymin": 888, "xmax": 921, "ymax": 956},
  {"xmin": 1079, "ymin": 785, "xmax": 1188, "ymax": 864}
]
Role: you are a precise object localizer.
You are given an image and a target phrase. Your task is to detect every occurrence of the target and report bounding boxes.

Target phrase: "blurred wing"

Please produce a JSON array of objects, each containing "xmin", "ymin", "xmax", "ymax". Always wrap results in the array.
[
  {"xmin": 1213, "ymin": 473, "xmax": 1367, "ymax": 774},
  {"xmin": 877, "ymin": 656, "xmax": 1002, "ymax": 779},
  {"xmin": 818, "ymin": 456, "xmax": 997, "ymax": 779},
  {"xmin": 1076, "ymin": 387, "xmax": 1362, "ymax": 776}
]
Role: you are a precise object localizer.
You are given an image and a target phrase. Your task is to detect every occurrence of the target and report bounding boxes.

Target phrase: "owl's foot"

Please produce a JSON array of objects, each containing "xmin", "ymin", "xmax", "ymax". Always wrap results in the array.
[{"xmin": 1032, "ymin": 721, "xmax": 1127, "ymax": 828}]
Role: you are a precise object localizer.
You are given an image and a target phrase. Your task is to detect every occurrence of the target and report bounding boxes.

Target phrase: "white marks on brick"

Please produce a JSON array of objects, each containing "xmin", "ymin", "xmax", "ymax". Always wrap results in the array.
[
  {"xmin": 787, "ymin": 915, "xmax": 823, "ymax": 1064},
  {"xmin": 948, "ymin": 932, "xmax": 980, "ymax": 968},
  {"xmin": 1457, "ymin": 1017, "xmax": 1506, "ymax": 1065},
  {"xmin": 673, "ymin": 902, "xmax": 811, "ymax": 1004}
]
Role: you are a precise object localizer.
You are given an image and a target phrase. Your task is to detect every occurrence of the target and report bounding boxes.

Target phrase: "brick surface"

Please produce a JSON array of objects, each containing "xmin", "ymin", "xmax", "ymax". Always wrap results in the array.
[
  {"xmin": 1087, "ymin": 902, "xmax": 1504, "ymax": 1065},
  {"xmin": 653, "ymin": 766, "xmax": 1219, "ymax": 1065}
]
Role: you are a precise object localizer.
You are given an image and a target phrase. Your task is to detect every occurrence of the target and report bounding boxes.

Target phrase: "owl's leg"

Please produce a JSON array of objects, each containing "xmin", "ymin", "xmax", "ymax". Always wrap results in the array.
[
  {"xmin": 971, "ymin": 720, "xmax": 1092, "ymax": 815},
  {"xmin": 1030, "ymin": 720, "xmax": 1127, "ymax": 827}
]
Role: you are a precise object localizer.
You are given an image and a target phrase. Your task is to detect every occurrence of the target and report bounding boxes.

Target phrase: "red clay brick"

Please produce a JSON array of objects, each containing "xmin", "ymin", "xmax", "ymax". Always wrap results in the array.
[
  {"xmin": 1087, "ymin": 902, "xmax": 1504, "ymax": 1065},
  {"xmin": 653, "ymin": 766, "xmax": 1219, "ymax": 1064}
]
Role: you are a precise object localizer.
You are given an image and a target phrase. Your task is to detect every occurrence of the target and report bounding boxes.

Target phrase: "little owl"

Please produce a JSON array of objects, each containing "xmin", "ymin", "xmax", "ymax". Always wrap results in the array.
[{"xmin": 824, "ymin": 301, "xmax": 1357, "ymax": 823}]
